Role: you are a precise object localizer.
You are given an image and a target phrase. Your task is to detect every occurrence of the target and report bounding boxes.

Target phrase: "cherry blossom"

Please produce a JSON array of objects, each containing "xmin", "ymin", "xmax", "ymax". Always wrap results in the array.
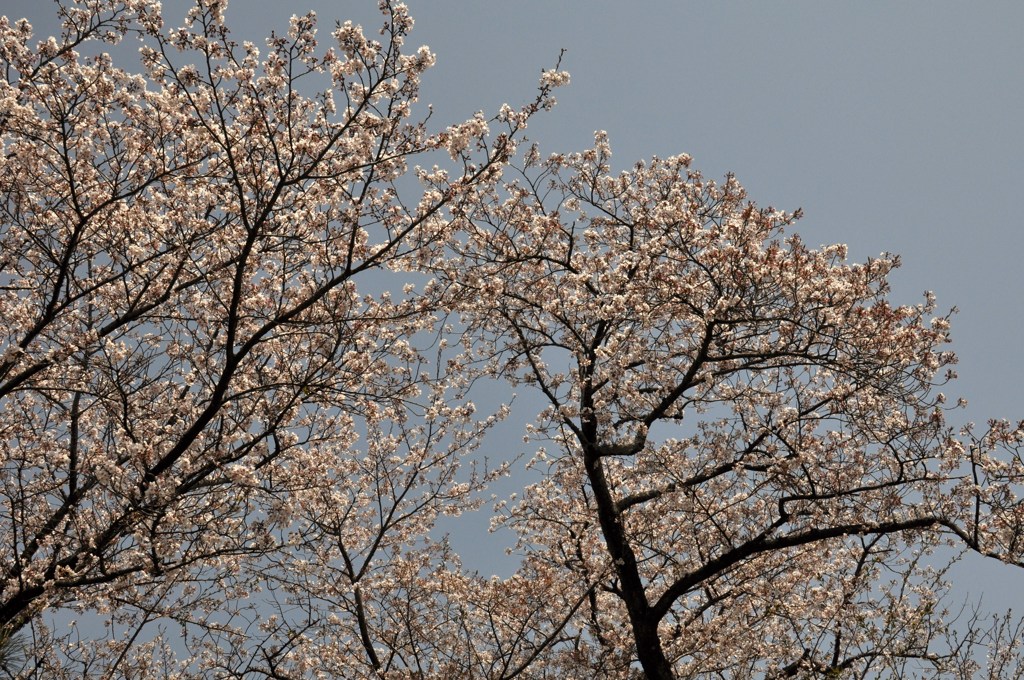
[
  {"xmin": 451, "ymin": 134, "xmax": 1024, "ymax": 678},
  {"xmin": 2, "ymin": 2, "xmax": 1024, "ymax": 678},
  {"xmin": 0, "ymin": 1, "xmax": 561, "ymax": 676}
]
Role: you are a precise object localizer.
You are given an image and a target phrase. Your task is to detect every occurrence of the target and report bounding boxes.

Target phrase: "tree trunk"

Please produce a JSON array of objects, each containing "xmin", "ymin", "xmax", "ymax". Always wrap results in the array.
[{"xmin": 584, "ymin": 443, "xmax": 674, "ymax": 679}]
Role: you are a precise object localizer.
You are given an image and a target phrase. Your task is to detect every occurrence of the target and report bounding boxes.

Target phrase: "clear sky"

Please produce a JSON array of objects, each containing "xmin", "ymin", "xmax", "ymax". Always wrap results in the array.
[{"xmin": 8, "ymin": 0, "xmax": 1024, "ymax": 615}]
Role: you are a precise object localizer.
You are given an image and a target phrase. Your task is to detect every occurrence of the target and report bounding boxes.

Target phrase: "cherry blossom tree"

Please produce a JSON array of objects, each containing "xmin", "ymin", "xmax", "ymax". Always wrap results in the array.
[
  {"xmin": 450, "ymin": 134, "xmax": 1024, "ymax": 678},
  {"xmin": 0, "ymin": 1, "xmax": 571, "ymax": 676},
  {"xmin": 4, "ymin": 1, "xmax": 1024, "ymax": 679}
]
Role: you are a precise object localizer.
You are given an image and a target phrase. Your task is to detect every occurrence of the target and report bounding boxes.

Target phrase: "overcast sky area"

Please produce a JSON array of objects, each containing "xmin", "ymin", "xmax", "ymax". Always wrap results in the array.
[{"xmin": 8, "ymin": 0, "xmax": 1024, "ymax": 619}]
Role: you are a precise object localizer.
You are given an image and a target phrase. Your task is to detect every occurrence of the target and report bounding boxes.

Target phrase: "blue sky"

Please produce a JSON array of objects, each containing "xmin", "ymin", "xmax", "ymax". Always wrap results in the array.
[{"xmin": 9, "ymin": 0, "xmax": 1024, "ymax": 617}]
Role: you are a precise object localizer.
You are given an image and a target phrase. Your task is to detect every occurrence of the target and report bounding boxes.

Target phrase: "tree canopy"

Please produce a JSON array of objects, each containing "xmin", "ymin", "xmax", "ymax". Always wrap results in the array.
[{"xmin": 1, "ymin": 1, "xmax": 1023, "ymax": 677}]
